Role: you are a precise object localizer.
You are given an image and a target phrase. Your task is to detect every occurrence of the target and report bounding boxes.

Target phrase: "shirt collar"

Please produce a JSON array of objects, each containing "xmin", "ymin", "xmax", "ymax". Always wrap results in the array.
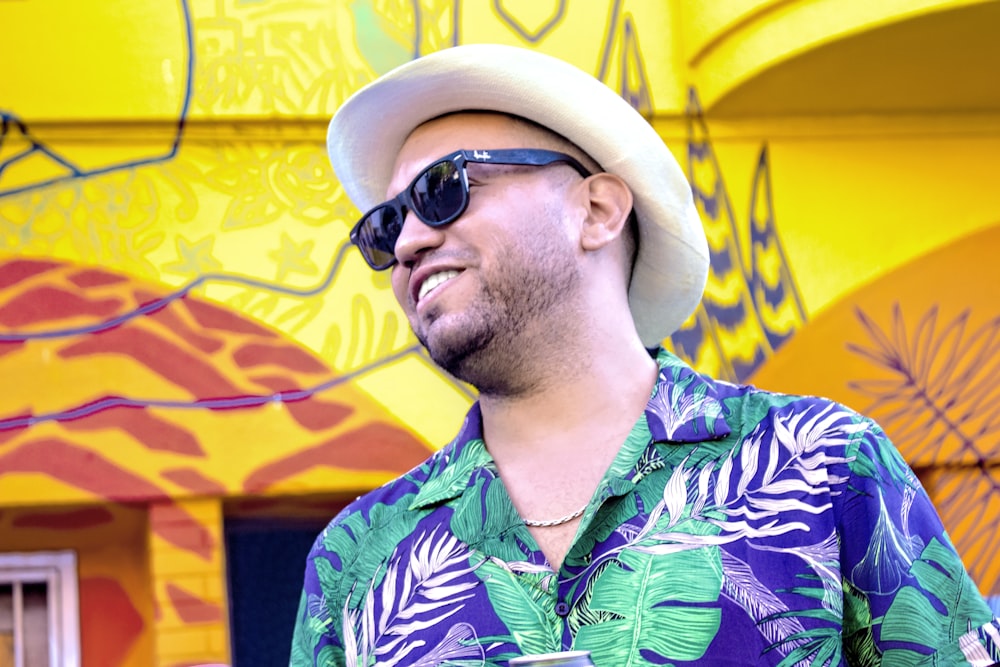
[
  {"xmin": 410, "ymin": 348, "xmax": 730, "ymax": 511},
  {"xmin": 644, "ymin": 348, "xmax": 731, "ymax": 443}
]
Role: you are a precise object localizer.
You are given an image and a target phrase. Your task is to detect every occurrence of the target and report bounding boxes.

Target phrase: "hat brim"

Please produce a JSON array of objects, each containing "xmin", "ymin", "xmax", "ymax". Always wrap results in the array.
[{"xmin": 327, "ymin": 44, "xmax": 708, "ymax": 347}]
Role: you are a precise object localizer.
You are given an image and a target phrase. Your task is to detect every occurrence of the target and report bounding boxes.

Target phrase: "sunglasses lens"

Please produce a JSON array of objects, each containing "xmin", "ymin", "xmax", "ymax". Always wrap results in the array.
[
  {"xmin": 356, "ymin": 204, "xmax": 403, "ymax": 269},
  {"xmin": 411, "ymin": 160, "xmax": 467, "ymax": 224}
]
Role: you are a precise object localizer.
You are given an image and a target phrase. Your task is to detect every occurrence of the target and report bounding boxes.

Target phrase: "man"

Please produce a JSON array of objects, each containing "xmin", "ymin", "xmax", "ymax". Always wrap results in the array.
[{"xmin": 291, "ymin": 44, "xmax": 999, "ymax": 666}]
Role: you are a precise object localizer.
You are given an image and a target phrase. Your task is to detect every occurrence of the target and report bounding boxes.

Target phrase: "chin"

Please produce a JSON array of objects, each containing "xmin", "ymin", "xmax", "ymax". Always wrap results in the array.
[{"xmin": 420, "ymin": 323, "xmax": 494, "ymax": 384}]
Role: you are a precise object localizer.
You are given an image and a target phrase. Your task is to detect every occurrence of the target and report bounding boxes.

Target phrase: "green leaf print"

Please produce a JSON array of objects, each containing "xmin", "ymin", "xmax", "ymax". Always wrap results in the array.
[
  {"xmin": 577, "ymin": 545, "xmax": 723, "ymax": 665},
  {"xmin": 880, "ymin": 537, "xmax": 993, "ymax": 665},
  {"xmin": 845, "ymin": 423, "xmax": 915, "ymax": 491},
  {"xmin": 842, "ymin": 578, "xmax": 881, "ymax": 667},
  {"xmin": 479, "ymin": 556, "xmax": 561, "ymax": 655},
  {"xmin": 450, "ymin": 473, "xmax": 525, "ymax": 562},
  {"xmin": 315, "ymin": 644, "xmax": 337, "ymax": 667},
  {"xmin": 409, "ymin": 439, "xmax": 493, "ymax": 507}
]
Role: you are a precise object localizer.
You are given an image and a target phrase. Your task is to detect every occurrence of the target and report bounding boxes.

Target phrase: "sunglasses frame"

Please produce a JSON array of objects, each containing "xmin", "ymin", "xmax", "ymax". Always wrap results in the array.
[{"xmin": 349, "ymin": 148, "xmax": 592, "ymax": 270}]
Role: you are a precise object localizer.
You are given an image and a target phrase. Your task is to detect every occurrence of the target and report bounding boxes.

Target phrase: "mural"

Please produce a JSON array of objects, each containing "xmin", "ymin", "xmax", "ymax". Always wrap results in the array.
[
  {"xmin": 1, "ymin": 0, "xmax": 997, "ymax": 664},
  {"xmin": 750, "ymin": 224, "xmax": 1000, "ymax": 595}
]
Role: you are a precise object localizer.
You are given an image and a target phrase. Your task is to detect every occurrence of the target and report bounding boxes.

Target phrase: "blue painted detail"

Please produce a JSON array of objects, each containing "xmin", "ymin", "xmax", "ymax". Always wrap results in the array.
[
  {"xmin": 0, "ymin": 241, "xmax": 354, "ymax": 343},
  {"xmin": 0, "ymin": 0, "xmax": 195, "ymax": 198},
  {"xmin": 669, "ymin": 315, "xmax": 705, "ymax": 362},
  {"xmin": 492, "ymin": 0, "xmax": 566, "ymax": 43}
]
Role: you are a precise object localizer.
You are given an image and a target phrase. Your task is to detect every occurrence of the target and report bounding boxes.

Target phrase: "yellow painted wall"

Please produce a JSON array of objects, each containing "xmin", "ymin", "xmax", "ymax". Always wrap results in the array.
[{"xmin": 2, "ymin": 1, "xmax": 999, "ymax": 664}]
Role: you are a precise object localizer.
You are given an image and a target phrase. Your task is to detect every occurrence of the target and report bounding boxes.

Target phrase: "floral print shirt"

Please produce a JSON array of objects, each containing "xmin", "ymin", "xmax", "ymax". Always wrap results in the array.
[{"xmin": 290, "ymin": 349, "xmax": 1000, "ymax": 666}]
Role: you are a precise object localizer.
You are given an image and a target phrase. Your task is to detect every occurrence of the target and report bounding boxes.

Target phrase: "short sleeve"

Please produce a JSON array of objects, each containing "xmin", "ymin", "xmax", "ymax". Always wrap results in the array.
[
  {"xmin": 289, "ymin": 534, "xmax": 345, "ymax": 667},
  {"xmin": 838, "ymin": 420, "xmax": 1000, "ymax": 666}
]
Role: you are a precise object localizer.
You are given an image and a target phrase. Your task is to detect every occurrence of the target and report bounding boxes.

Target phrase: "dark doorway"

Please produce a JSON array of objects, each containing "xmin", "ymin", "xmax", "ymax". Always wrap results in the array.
[{"xmin": 224, "ymin": 515, "xmax": 332, "ymax": 667}]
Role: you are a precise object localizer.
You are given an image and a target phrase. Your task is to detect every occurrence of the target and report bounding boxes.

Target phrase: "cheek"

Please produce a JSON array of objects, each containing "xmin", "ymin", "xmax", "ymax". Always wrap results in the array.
[{"xmin": 390, "ymin": 268, "xmax": 409, "ymax": 307}]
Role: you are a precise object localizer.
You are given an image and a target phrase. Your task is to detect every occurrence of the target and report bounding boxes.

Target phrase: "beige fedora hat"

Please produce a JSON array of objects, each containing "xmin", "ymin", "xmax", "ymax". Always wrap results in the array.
[{"xmin": 327, "ymin": 44, "xmax": 708, "ymax": 347}]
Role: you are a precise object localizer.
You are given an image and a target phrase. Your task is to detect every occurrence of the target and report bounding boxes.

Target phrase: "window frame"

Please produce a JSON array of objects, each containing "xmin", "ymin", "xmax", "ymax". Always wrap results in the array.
[{"xmin": 0, "ymin": 550, "xmax": 80, "ymax": 667}]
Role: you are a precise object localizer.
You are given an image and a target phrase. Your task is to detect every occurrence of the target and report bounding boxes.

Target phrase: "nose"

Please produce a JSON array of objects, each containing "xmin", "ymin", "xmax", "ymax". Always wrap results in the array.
[{"xmin": 393, "ymin": 209, "xmax": 446, "ymax": 268}]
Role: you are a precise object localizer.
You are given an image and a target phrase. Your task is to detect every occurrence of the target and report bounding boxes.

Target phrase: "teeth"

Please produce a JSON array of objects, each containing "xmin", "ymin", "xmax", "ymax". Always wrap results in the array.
[{"xmin": 418, "ymin": 270, "xmax": 459, "ymax": 301}]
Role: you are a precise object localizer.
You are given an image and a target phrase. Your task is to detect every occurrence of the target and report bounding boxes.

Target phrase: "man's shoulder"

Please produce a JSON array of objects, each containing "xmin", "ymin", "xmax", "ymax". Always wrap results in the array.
[
  {"xmin": 716, "ymin": 378, "xmax": 844, "ymax": 407},
  {"xmin": 709, "ymin": 376, "xmax": 877, "ymax": 437},
  {"xmin": 327, "ymin": 443, "xmax": 454, "ymax": 530}
]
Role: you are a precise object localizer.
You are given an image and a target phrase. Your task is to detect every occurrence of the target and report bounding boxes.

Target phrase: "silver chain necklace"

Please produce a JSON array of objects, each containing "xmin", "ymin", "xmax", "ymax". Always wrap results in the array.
[{"xmin": 522, "ymin": 504, "xmax": 588, "ymax": 528}]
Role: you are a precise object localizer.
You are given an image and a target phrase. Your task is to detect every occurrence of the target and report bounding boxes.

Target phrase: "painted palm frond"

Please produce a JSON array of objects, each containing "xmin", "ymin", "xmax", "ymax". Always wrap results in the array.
[
  {"xmin": 932, "ymin": 464, "xmax": 1000, "ymax": 594},
  {"xmin": 848, "ymin": 304, "xmax": 1000, "ymax": 465},
  {"xmin": 847, "ymin": 304, "xmax": 1000, "ymax": 594}
]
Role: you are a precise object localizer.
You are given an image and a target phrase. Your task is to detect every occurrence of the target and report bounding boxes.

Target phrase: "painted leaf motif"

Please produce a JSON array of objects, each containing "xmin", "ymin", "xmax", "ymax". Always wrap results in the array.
[
  {"xmin": 848, "ymin": 306, "xmax": 1000, "ymax": 593},
  {"xmin": 577, "ymin": 545, "xmax": 722, "ymax": 665}
]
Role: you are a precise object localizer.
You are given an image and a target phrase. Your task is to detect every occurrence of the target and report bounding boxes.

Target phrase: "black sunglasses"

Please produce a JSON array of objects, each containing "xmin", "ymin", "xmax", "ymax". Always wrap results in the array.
[{"xmin": 349, "ymin": 148, "xmax": 592, "ymax": 270}]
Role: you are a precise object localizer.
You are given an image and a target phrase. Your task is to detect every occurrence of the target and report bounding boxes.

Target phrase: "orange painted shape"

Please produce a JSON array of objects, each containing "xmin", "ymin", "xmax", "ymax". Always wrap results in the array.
[
  {"xmin": 150, "ymin": 502, "xmax": 216, "ymax": 561},
  {"xmin": 0, "ymin": 285, "xmax": 123, "ymax": 327},
  {"xmin": 62, "ymin": 406, "xmax": 206, "ymax": 457},
  {"xmin": 12, "ymin": 506, "xmax": 114, "ymax": 530},
  {"xmin": 749, "ymin": 224, "xmax": 1000, "ymax": 468},
  {"xmin": 182, "ymin": 297, "xmax": 277, "ymax": 338},
  {"xmin": 0, "ymin": 259, "xmax": 61, "ymax": 289},
  {"xmin": 251, "ymin": 375, "xmax": 354, "ymax": 431},
  {"xmin": 68, "ymin": 269, "xmax": 129, "ymax": 288},
  {"xmin": 243, "ymin": 422, "xmax": 432, "ymax": 492},
  {"xmin": 161, "ymin": 468, "xmax": 227, "ymax": 496},
  {"xmin": 232, "ymin": 342, "xmax": 329, "ymax": 374},
  {"xmin": 79, "ymin": 576, "xmax": 145, "ymax": 667},
  {"xmin": 165, "ymin": 582, "xmax": 222, "ymax": 624},
  {"xmin": 0, "ymin": 437, "xmax": 169, "ymax": 501},
  {"xmin": 58, "ymin": 326, "xmax": 245, "ymax": 400}
]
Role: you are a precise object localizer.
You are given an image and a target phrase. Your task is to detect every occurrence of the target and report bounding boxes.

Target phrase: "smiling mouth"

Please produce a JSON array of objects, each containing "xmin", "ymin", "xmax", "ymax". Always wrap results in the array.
[{"xmin": 418, "ymin": 270, "xmax": 460, "ymax": 302}]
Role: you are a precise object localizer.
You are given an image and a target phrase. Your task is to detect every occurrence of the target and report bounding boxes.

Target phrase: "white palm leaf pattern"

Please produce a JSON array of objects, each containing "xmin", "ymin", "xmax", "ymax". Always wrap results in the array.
[
  {"xmin": 720, "ymin": 550, "xmax": 809, "ymax": 661},
  {"xmin": 630, "ymin": 403, "xmax": 859, "ymax": 554},
  {"xmin": 646, "ymin": 373, "xmax": 723, "ymax": 439},
  {"xmin": 342, "ymin": 527, "xmax": 484, "ymax": 666},
  {"xmin": 292, "ymin": 347, "xmax": 1000, "ymax": 666},
  {"xmin": 753, "ymin": 531, "xmax": 843, "ymax": 615},
  {"xmin": 406, "ymin": 622, "xmax": 485, "ymax": 667}
]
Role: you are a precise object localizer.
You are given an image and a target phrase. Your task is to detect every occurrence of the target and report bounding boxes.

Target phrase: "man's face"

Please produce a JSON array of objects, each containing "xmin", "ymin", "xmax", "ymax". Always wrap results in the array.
[{"xmin": 386, "ymin": 113, "xmax": 584, "ymax": 393}]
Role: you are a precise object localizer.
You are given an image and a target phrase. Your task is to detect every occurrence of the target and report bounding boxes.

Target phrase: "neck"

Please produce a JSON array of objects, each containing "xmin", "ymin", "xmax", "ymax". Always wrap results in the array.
[{"xmin": 479, "ymin": 331, "xmax": 658, "ymax": 465}]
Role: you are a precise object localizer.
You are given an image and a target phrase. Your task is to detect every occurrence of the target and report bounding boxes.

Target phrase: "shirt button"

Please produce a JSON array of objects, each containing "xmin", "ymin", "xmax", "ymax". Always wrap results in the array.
[{"xmin": 555, "ymin": 601, "xmax": 571, "ymax": 617}]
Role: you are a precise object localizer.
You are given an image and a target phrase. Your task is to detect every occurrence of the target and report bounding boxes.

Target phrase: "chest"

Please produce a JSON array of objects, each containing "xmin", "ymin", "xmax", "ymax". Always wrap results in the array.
[{"xmin": 338, "ymin": 484, "xmax": 844, "ymax": 666}]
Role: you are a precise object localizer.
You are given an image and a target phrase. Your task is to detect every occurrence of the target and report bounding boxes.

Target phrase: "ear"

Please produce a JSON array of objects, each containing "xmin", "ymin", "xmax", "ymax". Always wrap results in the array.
[{"xmin": 576, "ymin": 173, "xmax": 634, "ymax": 252}]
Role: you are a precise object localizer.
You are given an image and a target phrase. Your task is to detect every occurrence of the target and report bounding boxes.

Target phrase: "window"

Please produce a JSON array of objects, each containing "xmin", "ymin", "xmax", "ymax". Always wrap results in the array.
[{"xmin": 0, "ymin": 552, "xmax": 79, "ymax": 667}]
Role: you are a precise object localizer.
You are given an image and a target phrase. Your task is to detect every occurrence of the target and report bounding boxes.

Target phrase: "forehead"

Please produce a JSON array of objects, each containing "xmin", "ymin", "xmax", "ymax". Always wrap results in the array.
[{"xmin": 386, "ymin": 113, "xmax": 546, "ymax": 194}]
